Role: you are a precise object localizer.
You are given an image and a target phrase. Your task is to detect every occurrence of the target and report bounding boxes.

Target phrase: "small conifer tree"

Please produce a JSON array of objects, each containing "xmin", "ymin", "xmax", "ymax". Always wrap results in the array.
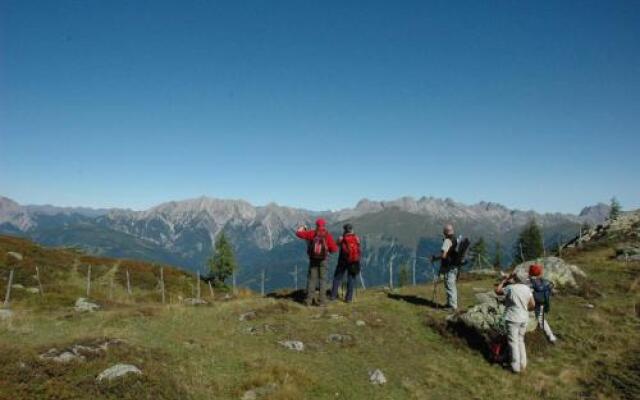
[
  {"xmin": 470, "ymin": 237, "xmax": 488, "ymax": 268},
  {"xmin": 609, "ymin": 197, "xmax": 622, "ymax": 220},
  {"xmin": 513, "ymin": 218, "xmax": 544, "ymax": 264},
  {"xmin": 493, "ymin": 240, "xmax": 503, "ymax": 270},
  {"xmin": 208, "ymin": 232, "xmax": 238, "ymax": 287}
]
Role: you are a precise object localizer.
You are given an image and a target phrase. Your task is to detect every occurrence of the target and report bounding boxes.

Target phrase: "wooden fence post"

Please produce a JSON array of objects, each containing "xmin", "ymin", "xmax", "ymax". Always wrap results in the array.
[
  {"xmin": 412, "ymin": 257, "xmax": 416, "ymax": 286},
  {"xmin": 126, "ymin": 269, "xmax": 132, "ymax": 296},
  {"xmin": 232, "ymin": 271, "xmax": 237, "ymax": 295},
  {"xmin": 86, "ymin": 265, "xmax": 92, "ymax": 298},
  {"xmin": 35, "ymin": 266, "xmax": 44, "ymax": 296},
  {"xmin": 109, "ymin": 276, "xmax": 114, "ymax": 301},
  {"xmin": 160, "ymin": 267, "xmax": 165, "ymax": 304},
  {"xmin": 196, "ymin": 271, "xmax": 201, "ymax": 300},
  {"xmin": 3, "ymin": 269, "xmax": 14, "ymax": 308},
  {"xmin": 388, "ymin": 259, "xmax": 393, "ymax": 290}
]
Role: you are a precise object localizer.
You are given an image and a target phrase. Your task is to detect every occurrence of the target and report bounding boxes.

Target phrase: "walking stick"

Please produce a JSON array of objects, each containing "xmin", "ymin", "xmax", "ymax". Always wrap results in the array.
[{"xmin": 431, "ymin": 259, "xmax": 440, "ymax": 307}]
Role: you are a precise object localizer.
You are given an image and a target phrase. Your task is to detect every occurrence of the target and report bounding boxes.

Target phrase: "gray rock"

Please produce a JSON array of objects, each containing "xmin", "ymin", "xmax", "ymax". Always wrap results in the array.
[
  {"xmin": 39, "ymin": 339, "xmax": 122, "ymax": 363},
  {"xmin": 355, "ymin": 320, "xmax": 366, "ymax": 327},
  {"xmin": 369, "ymin": 369, "xmax": 387, "ymax": 385},
  {"xmin": 474, "ymin": 292, "xmax": 499, "ymax": 305},
  {"xmin": 239, "ymin": 311, "xmax": 257, "ymax": 321},
  {"xmin": 6, "ymin": 252, "xmax": 23, "ymax": 261},
  {"xmin": 241, "ymin": 383, "xmax": 278, "ymax": 400},
  {"xmin": 183, "ymin": 298, "xmax": 207, "ymax": 305},
  {"xmin": 448, "ymin": 291, "xmax": 536, "ymax": 338},
  {"xmin": 514, "ymin": 257, "xmax": 585, "ymax": 287},
  {"xmin": 327, "ymin": 333, "xmax": 353, "ymax": 343},
  {"xmin": 39, "ymin": 348, "xmax": 85, "ymax": 363},
  {"xmin": 278, "ymin": 340, "xmax": 304, "ymax": 351},
  {"xmin": 74, "ymin": 297, "xmax": 100, "ymax": 312},
  {"xmin": 11, "ymin": 284, "xmax": 25, "ymax": 290},
  {"xmin": 25, "ymin": 287, "xmax": 40, "ymax": 294},
  {"xmin": 96, "ymin": 364, "xmax": 142, "ymax": 382}
]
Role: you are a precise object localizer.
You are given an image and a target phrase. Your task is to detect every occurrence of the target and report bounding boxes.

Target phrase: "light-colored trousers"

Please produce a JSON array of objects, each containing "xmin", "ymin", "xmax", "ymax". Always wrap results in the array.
[
  {"xmin": 443, "ymin": 267, "xmax": 458, "ymax": 309},
  {"xmin": 506, "ymin": 320, "xmax": 527, "ymax": 373},
  {"xmin": 535, "ymin": 306, "xmax": 557, "ymax": 342}
]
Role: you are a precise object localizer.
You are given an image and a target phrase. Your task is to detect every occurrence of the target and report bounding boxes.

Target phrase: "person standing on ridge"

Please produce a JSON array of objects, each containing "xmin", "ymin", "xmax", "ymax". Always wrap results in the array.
[
  {"xmin": 296, "ymin": 218, "xmax": 338, "ymax": 306},
  {"xmin": 330, "ymin": 223, "xmax": 361, "ymax": 303},
  {"xmin": 432, "ymin": 224, "xmax": 460, "ymax": 310}
]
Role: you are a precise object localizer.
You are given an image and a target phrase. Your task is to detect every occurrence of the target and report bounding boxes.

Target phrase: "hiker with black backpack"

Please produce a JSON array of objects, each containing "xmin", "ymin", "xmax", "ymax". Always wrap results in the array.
[
  {"xmin": 330, "ymin": 223, "xmax": 361, "ymax": 303},
  {"xmin": 529, "ymin": 263, "xmax": 558, "ymax": 344},
  {"xmin": 296, "ymin": 218, "xmax": 338, "ymax": 306},
  {"xmin": 431, "ymin": 224, "xmax": 468, "ymax": 310}
]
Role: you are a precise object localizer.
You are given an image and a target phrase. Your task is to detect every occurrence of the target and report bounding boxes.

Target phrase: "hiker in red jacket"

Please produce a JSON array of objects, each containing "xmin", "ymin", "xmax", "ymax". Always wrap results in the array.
[
  {"xmin": 330, "ymin": 223, "xmax": 361, "ymax": 303},
  {"xmin": 296, "ymin": 218, "xmax": 338, "ymax": 306}
]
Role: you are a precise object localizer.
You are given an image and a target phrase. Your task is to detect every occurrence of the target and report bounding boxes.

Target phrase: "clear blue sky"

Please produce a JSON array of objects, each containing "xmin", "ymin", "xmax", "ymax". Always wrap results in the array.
[{"xmin": 1, "ymin": 1, "xmax": 638, "ymax": 213}]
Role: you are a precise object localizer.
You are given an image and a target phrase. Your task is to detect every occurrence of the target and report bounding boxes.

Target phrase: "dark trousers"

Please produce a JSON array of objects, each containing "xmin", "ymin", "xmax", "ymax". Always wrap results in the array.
[
  {"xmin": 331, "ymin": 262, "xmax": 357, "ymax": 302},
  {"xmin": 306, "ymin": 259, "xmax": 328, "ymax": 305}
]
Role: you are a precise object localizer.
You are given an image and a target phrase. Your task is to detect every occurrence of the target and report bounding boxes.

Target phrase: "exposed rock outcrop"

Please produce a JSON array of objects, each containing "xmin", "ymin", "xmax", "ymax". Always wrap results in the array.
[
  {"xmin": 514, "ymin": 257, "xmax": 586, "ymax": 287},
  {"xmin": 96, "ymin": 364, "xmax": 142, "ymax": 382}
]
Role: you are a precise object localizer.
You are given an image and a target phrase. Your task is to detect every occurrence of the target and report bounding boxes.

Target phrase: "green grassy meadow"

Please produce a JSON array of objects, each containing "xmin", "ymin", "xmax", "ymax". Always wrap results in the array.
[{"xmin": 1, "ymin": 236, "xmax": 639, "ymax": 399}]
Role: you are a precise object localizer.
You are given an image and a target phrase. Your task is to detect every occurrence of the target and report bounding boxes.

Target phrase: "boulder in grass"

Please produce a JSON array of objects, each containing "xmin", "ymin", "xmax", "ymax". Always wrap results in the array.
[
  {"xmin": 6, "ymin": 252, "xmax": 23, "ymax": 261},
  {"xmin": 183, "ymin": 298, "xmax": 207, "ymax": 306},
  {"xmin": 278, "ymin": 340, "xmax": 304, "ymax": 351},
  {"xmin": 446, "ymin": 291, "xmax": 536, "ymax": 344},
  {"xmin": 514, "ymin": 257, "xmax": 585, "ymax": 288},
  {"xmin": 369, "ymin": 369, "xmax": 387, "ymax": 385},
  {"xmin": 74, "ymin": 298, "xmax": 100, "ymax": 312},
  {"xmin": 96, "ymin": 364, "xmax": 142, "ymax": 382}
]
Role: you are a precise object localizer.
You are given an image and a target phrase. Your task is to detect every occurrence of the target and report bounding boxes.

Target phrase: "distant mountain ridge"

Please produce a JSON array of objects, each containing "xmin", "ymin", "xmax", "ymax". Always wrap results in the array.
[{"xmin": 0, "ymin": 195, "xmax": 610, "ymax": 291}]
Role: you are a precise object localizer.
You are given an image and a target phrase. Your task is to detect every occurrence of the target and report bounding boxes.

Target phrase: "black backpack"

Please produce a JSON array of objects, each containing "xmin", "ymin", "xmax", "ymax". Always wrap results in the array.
[
  {"xmin": 531, "ymin": 278, "xmax": 553, "ymax": 313},
  {"xmin": 446, "ymin": 236, "xmax": 471, "ymax": 267}
]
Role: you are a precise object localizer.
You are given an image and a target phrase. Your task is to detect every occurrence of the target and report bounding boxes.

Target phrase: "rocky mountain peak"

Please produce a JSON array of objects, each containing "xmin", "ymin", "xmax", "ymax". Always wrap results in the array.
[{"xmin": 579, "ymin": 203, "xmax": 611, "ymax": 224}]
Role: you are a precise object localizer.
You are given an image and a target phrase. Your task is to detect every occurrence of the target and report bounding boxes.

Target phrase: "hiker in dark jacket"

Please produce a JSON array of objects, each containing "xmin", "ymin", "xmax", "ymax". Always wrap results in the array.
[
  {"xmin": 330, "ymin": 224, "xmax": 361, "ymax": 303},
  {"xmin": 296, "ymin": 218, "xmax": 338, "ymax": 306}
]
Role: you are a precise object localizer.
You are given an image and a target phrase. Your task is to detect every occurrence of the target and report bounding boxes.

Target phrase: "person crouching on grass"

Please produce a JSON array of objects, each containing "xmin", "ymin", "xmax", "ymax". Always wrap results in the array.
[{"xmin": 495, "ymin": 271, "xmax": 535, "ymax": 374}]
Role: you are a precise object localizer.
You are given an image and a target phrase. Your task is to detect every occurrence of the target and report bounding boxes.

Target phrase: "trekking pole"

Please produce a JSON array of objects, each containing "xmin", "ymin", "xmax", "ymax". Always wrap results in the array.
[{"xmin": 431, "ymin": 259, "xmax": 440, "ymax": 306}]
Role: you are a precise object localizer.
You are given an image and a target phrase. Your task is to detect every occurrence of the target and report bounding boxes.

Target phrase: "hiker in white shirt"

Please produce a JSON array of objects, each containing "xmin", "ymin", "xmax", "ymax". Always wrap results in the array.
[
  {"xmin": 495, "ymin": 272, "xmax": 535, "ymax": 373},
  {"xmin": 431, "ymin": 224, "xmax": 458, "ymax": 310}
]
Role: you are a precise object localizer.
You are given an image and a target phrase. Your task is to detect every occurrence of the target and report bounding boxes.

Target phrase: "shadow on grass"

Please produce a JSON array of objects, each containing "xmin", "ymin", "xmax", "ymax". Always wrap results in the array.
[
  {"xmin": 267, "ymin": 289, "xmax": 307, "ymax": 304},
  {"xmin": 387, "ymin": 293, "xmax": 441, "ymax": 309}
]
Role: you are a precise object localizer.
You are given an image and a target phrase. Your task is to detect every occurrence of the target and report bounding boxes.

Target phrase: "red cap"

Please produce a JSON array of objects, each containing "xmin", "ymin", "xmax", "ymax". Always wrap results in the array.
[
  {"xmin": 529, "ymin": 264, "xmax": 543, "ymax": 277},
  {"xmin": 315, "ymin": 218, "xmax": 326, "ymax": 227}
]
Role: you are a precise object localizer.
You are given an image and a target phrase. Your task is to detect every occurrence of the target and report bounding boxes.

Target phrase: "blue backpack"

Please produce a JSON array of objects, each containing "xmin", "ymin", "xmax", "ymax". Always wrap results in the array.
[{"xmin": 531, "ymin": 278, "xmax": 553, "ymax": 313}]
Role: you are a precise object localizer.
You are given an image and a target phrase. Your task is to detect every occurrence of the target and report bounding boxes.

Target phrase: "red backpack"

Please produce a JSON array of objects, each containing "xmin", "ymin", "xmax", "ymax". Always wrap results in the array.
[
  {"xmin": 341, "ymin": 234, "xmax": 361, "ymax": 263},
  {"xmin": 308, "ymin": 230, "xmax": 328, "ymax": 260}
]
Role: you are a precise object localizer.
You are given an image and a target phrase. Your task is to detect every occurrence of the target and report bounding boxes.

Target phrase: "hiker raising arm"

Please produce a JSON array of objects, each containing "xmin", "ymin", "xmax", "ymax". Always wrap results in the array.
[
  {"xmin": 295, "ymin": 219, "xmax": 337, "ymax": 307},
  {"xmin": 495, "ymin": 273, "xmax": 535, "ymax": 310},
  {"xmin": 496, "ymin": 272, "xmax": 535, "ymax": 373}
]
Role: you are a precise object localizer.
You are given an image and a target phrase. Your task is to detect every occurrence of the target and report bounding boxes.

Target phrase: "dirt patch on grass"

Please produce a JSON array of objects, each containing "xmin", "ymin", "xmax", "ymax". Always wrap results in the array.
[{"xmin": 0, "ymin": 338, "xmax": 190, "ymax": 399}]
